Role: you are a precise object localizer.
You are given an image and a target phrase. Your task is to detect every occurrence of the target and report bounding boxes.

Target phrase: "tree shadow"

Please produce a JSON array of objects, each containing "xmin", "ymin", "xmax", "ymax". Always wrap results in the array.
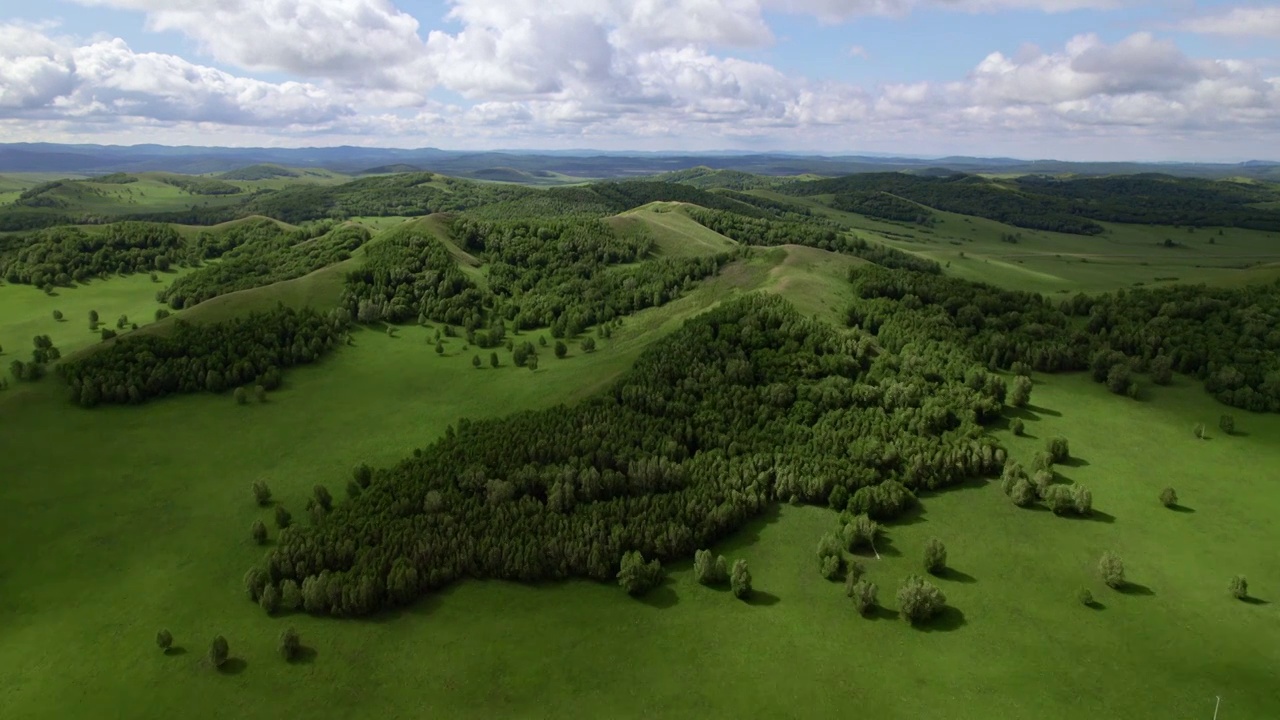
[
  {"xmin": 1061, "ymin": 457, "xmax": 1090, "ymax": 468},
  {"xmin": 1084, "ymin": 600, "xmax": 1106, "ymax": 610},
  {"xmin": 1068, "ymin": 509, "xmax": 1116, "ymax": 524},
  {"xmin": 1242, "ymin": 596, "xmax": 1270, "ymax": 606},
  {"xmin": 163, "ymin": 646, "xmax": 187, "ymax": 656},
  {"xmin": 291, "ymin": 646, "xmax": 318, "ymax": 664},
  {"xmin": 745, "ymin": 591, "xmax": 780, "ymax": 607},
  {"xmin": 1169, "ymin": 504, "xmax": 1195, "ymax": 514},
  {"xmin": 891, "ymin": 505, "xmax": 928, "ymax": 527},
  {"xmin": 939, "ymin": 567, "xmax": 976, "ymax": 584},
  {"xmin": 1004, "ymin": 407, "xmax": 1042, "ymax": 422},
  {"xmin": 1118, "ymin": 582, "xmax": 1154, "ymax": 596},
  {"xmin": 866, "ymin": 605, "xmax": 899, "ymax": 621},
  {"xmin": 1026, "ymin": 404, "xmax": 1061, "ymax": 417},
  {"xmin": 638, "ymin": 579, "xmax": 679, "ymax": 609},
  {"xmin": 915, "ymin": 606, "xmax": 967, "ymax": 633},
  {"xmin": 217, "ymin": 658, "xmax": 248, "ymax": 675}
]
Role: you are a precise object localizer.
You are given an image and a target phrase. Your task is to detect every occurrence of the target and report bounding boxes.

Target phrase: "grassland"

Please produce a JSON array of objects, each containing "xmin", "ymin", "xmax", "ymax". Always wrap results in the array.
[
  {"xmin": 756, "ymin": 190, "xmax": 1280, "ymax": 292},
  {"xmin": 2, "ymin": 172, "xmax": 1279, "ymax": 719}
]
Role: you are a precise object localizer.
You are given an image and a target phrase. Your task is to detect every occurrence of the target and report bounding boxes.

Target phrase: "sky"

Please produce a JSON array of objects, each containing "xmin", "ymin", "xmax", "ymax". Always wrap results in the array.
[{"xmin": 0, "ymin": 0, "xmax": 1278, "ymax": 161}]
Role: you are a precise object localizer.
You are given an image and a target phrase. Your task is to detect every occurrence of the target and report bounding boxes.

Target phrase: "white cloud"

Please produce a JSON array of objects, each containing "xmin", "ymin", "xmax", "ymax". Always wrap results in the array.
[
  {"xmin": 1176, "ymin": 6, "xmax": 1280, "ymax": 39},
  {"xmin": 0, "ymin": 24, "xmax": 350, "ymax": 127},
  {"xmin": 769, "ymin": 0, "xmax": 1128, "ymax": 23}
]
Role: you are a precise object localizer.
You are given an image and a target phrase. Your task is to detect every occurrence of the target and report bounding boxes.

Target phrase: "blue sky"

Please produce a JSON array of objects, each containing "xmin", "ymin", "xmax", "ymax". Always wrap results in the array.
[{"xmin": 1, "ymin": 0, "xmax": 1278, "ymax": 160}]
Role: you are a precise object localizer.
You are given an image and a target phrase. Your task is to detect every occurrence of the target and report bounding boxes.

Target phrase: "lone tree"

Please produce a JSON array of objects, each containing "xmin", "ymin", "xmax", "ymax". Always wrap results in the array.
[
  {"xmin": 1046, "ymin": 436, "xmax": 1070, "ymax": 463},
  {"xmin": 1098, "ymin": 551, "xmax": 1126, "ymax": 589},
  {"xmin": 489, "ymin": 352, "xmax": 499, "ymax": 368},
  {"xmin": 254, "ymin": 385, "xmax": 267, "ymax": 403},
  {"xmin": 616, "ymin": 550, "xmax": 663, "ymax": 596},
  {"xmin": 923, "ymin": 538, "xmax": 947, "ymax": 575},
  {"xmin": 850, "ymin": 580, "xmax": 878, "ymax": 615},
  {"xmin": 252, "ymin": 480, "xmax": 272, "ymax": 506},
  {"xmin": 251, "ymin": 519, "xmax": 268, "ymax": 545},
  {"xmin": 1009, "ymin": 375, "xmax": 1032, "ymax": 407},
  {"xmin": 1159, "ymin": 487, "xmax": 1178, "ymax": 508},
  {"xmin": 1010, "ymin": 418, "xmax": 1025, "ymax": 436},
  {"xmin": 1078, "ymin": 588, "xmax": 1094, "ymax": 606},
  {"xmin": 730, "ymin": 559, "xmax": 753, "ymax": 599},
  {"xmin": 1219, "ymin": 414, "xmax": 1235, "ymax": 435},
  {"xmin": 274, "ymin": 505, "xmax": 292, "ymax": 529},
  {"xmin": 1194, "ymin": 422, "xmax": 1207, "ymax": 440},
  {"xmin": 897, "ymin": 574, "xmax": 947, "ymax": 625},
  {"xmin": 208, "ymin": 635, "xmax": 229, "ymax": 669},
  {"xmin": 694, "ymin": 549, "xmax": 728, "ymax": 585},
  {"xmin": 156, "ymin": 629, "xmax": 173, "ymax": 652},
  {"xmin": 1228, "ymin": 575, "xmax": 1248, "ymax": 600},
  {"xmin": 52, "ymin": 310, "xmax": 63, "ymax": 321},
  {"xmin": 472, "ymin": 354, "xmax": 481, "ymax": 368},
  {"xmin": 554, "ymin": 340, "xmax": 567, "ymax": 358},
  {"xmin": 234, "ymin": 387, "xmax": 248, "ymax": 405},
  {"xmin": 581, "ymin": 337, "xmax": 596, "ymax": 353},
  {"xmin": 278, "ymin": 627, "xmax": 301, "ymax": 661}
]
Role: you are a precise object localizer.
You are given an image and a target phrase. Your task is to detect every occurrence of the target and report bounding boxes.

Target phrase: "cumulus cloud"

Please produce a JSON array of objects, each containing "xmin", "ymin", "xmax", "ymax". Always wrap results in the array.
[
  {"xmin": 770, "ymin": 0, "xmax": 1127, "ymax": 23},
  {"xmin": 0, "ymin": 24, "xmax": 350, "ymax": 127},
  {"xmin": 1176, "ymin": 6, "xmax": 1280, "ymax": 39}
]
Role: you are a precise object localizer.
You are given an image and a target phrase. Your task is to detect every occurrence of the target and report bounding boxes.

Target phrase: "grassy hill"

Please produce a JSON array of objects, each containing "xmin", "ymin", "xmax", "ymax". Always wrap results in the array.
[{"xmin": 1, "ymin": 169, "xmax": 1279, "ymax": 720}]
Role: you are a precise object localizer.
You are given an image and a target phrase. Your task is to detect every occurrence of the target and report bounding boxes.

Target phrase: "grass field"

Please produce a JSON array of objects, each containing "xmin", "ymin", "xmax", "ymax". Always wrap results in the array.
[
  {"xmin": 2, "ymin": 182, "xmax": 1279, "ymax": 719},
  {"xmin": 754, "ymin": 190, "xmax": 1280, "ymax": 293}
]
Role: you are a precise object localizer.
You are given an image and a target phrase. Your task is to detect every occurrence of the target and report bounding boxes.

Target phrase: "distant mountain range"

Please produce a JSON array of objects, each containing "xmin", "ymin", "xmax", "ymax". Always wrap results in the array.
[{"xmin": 1, "ymin": 143, "xmax": 1277, "ymax": 180}]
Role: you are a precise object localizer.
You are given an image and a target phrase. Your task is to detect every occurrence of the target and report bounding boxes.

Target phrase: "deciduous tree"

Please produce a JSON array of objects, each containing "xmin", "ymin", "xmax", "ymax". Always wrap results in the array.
[
  {"xmin": 1098, "ymin": 551, "xmax": 1125, "ymax": 589},
  {"xmin": 897, "ymin": 574, "xmax": 946, "ymax": 624},
  {"xmin": 730, "ymin": 559, "xmax": 752, "ymax": 599}
]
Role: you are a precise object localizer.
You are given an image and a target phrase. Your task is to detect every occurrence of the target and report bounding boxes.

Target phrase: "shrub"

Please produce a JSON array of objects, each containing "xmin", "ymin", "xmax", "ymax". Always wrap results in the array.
[
  {"xmin": 313, "ymin": 484, "xmax": 332, "ymax": 511},
  {"xmin": 1219, "ymin": 414, "xmax": 1235, "ymax": 435},
  {"xmin": 1098, "ymin": 551, "xmax": 1125, "ymax": 589},
  {"xmin": 1150, "ymin": 355, "xmax": 1172, "ymax": 385},
  {"xmin": 581, "ymin": 337, "xmax": 596, "ymax": 353},
  {"xmin": 274, "ymin": 505, "xmax": 292, "ymax": 529},
  {"xmin": 843, "ymin": 561, "xmax": 866, "ymax": 596},
  {"xmin": 820, "ymin": 554, "xmax": 843, "ymax": 580},
  {"xmin": 472, "ymin": 354, "xmax": 481, "ymax": 368},
  {"xmin": 244, "ymin": 567, "xmax": 269, "ymax": 601},
  {"xmin": 730, "ymin": 559, "xmax": 753, "ymax": 599},
  {"xmin": 1032, "ymin": 470, "xmax": 1054, "ymax": 499},
  {"xmin": 234, "ymin": 386, "xmax": 248, "ymax": 404},
  {"xmin": 254, "ymin": 385, "xmax": 267, "ymax": 402},
  {"xmin": 281, "ymin": 579, "xmax": 303, "ymax": 610},
  {"xmin": 1046, "ymin": 436, "xmax": 1070, "ymax": 463},
  {"xmin": 1045, "ymin": 485, "xmax": 1074, "ymax": 515},
  {"xmin": 1009, "ymin": 375, "xmax": 1032, "ymax": 407},
  {"xmin": 1011, "ymin": 478, "xmax": 1036, "ymax": 507},
  {"xmin": 617, "ymin": 550, "xmax": 663, "ymax": 596},
  {"xmin": 251, "ymin": 519, "xmax": 268, "ymax": 545},
  {"xmin": 1228, "ymin": 575, "xmax": 1248, "ymax": 600},
  {"xmin": 259, "ymin": 583, "xmax": 281, "ymax": 614},
  {"xmin": 353, "ymin": 463, "xmax": 373, "ymax": 488},
  {"xmin": 694, "ymin": 549, "xmax": 729, "ymax": 585},
  {"xmin": 1159, "ymin": 487, "xmax": 1178, "ymax": 508},
  {"xmin": 52, "ymin": 310, "xmax": 63, "ymax": 321},
  {"xmin": 252, "ymin": 479, "xmax": 272, "ymax": 506},
  {"xmin": 1078, "ymin": 588, "xmax": 1094, "ymax": 606},
  {"xmin": 554, "ymin": 340, "xmax": 567, "ymax": 358},
  {"xmin": 1000, "ymin": 462, "xmax": 1025, "ymax": 495},
  {"xmin": 156, "ymin": 629, "xmax": 173, "ymax": 652},
  {"xmin": 279, "ymin": 627, "xmax": 301, "ymax": 661},
  {"xmin": 897, "ymin": 574, "xmax": 946, "ymax": 624},
  {"xmin": 208, "ymin": 636, "xmax": 229, "ymax": 669},
  {"xmin": 1106, "ymin": 364, "xmax": 1132, "ymax": 395},
  {"xmin": 1010, "ymin": 418, "xmax": 1025, "ymax": 436},
  {"xmin": 1194, "ymin": 423, "xmax": 1206, "ymax": 439},
  {"xmin": 922, "ymin": 537, "xmax": 947, "ymax": 574},
  {"xmin": 490, "ymin": 352, "xmax": 500, "ymax": 368},
  {"xmin": 1072, "ymin": 485, "xmax": 1093, "ymax": 515},
  {"xmin": 843, "ymin": 514, "xmax": 880, "ymax": 552},
  {"xmin": 1031, "ymin": 451, "xmax": 1055, "ymax": 474},
  {"xmin": 851, "ymin": 580, "xmax": 878, "ymax": 615}
]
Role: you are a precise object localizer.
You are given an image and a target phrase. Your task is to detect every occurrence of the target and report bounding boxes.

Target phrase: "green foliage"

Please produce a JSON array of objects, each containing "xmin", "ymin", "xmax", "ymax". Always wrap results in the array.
[
  {"xmin": 1194, "ymin": 423, "xmax": 1207, "ymax": 439},
  {"xmin": 1099, "ymin": 552, "xmax": 1126, "ymax": 589},
  {"xmin": 160, "ymin": 176, "xmax": 241, "ymax": 196},
  {"xmin": 843, "ymin": 514, "xmax": 882, "ymax": 553},
  {"xmin": 162, "ymin": 221, "xmax": 368, "ymax": 309},
  {"xmin": 1078, "ymin": 588, "xmax": 1094, "ymax": 606},
  {"xmin": 922, "ymin": 538, "xmax": 947, "ymax": 574},
  {"xmin": 274, "ymin": 505, "xmax": 292, "ymax": 529},
  {"xmin": 897, "ymin": 574, "xmax": 947, "ymax": 624},
  {"xmin": 1160, "ymin": 488, "xmax": 1178, "ymax": 508},
  {"xmin": 1219, "ymin": 414, "xmax": 1235, "ymax": 435},
  {"xmin": 234, "ymin": 387, "xmax": 248, "ymax": 405},
  {"xmin": 52, "ymin": 309, "xmax": 62, "ymax": 321},
  {"xmin": 259, "ymin": 583, "xmax": 281, "ymax": 615},
  {"xmin": 156, "ymin": 629, "xmax": 173, "ymax": 652},
  {"xmin": 1011, "ymin": 478, "xmax": 1036, "ymax": 507},
  {"xmin": 730, "ymin": 559, "xmax": 752, "ymax": 599},
  {"xmin": 57, "ymin": 306, "xmax": 342, "ymax": 407},
  {"xmin": 251, "ymin": 519, "xmax": 268, "ymax": 545},
  {"xmin": 581, "ymin": 336, "xmax": 596, "ymax": 353},
  {"xmin": 278, "ymin": 627, "xmax": 301, "ymax": 661},
  {"xmin": 472, "ymin": 354, "xmax": 481, "ymax": 368},
  {"xmin": 617, "ymin": 550, "xmax": 664, "ymax": 596},
  {"xmin": 554, "ymin": 340, "xmax": 567, "ymax": 359},
  {"xmin": 1, "ymin": 222, "xmax": 186, "ymax": 287},
  {"xmin": 208, "ymin": 636, "xmax": 229, "ymax": 669},
  {"xmin": 280, "ymin": 579, "xmax": 302, "ymax": 611},
  {"xmin": 1010, "ymin": 418, "xmax": 1025, "ymax": 436},
  {"xmin": 850, "ymin": 580, "xmax": 878, "ymax": 615},
  {"xmin": 820, "ymin": 554, "xmax": 843, "ymax": 581},
  {"xmin": 1229, "ymin": 575, "xmax": 1248, "ymax": 600},
  {"xmin": 1046, "ymin": 437, "xmax": 1070, "ymax": 464},
  {"xmin": 489, "ymin": 352, "xmax": 499, "ymax": 368},
  {"xmin": 693, "ymin": 549, "xmax": 728, "ymax": 586},
  {"xmin": 829, "ymin": 191, "xmax": 934, "ymax": 224},
  {"xmin": 1009, "ymin": 375, "xmax": 1032, "ymax": 408}
]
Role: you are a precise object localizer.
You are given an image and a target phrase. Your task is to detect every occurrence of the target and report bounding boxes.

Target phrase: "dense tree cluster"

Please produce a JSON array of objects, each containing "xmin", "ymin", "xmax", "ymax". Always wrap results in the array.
[
  {"xmin": 2, "ymin": 222, "xmax": 186, "ymax": 287},
  {"xmin": 848, "ymin": 266, "xmax": 1280, "ymax": 412},
  {"xmin": 160, "ymin": 176, "xmax": 242, "ymax": 196},
  {"xmin": 829, "ymin": 191, "xmax": 935, "ymax": 224},
  {"xmin": 160, "ymin": 222, "xmax": 370, "ymax": 309},
  {"xmin": 255, "ymin": 294, "xmax": 1006, "ymax": 616},
  {"xmin": 56, "ymin": 306, "xmax": 345, "ymax": 407},
  {"xmin": 1017, "ymin": 174, "xmax": 1280, "ymax": 231},
  {"xmin": 685, "ymin": 207, "xmax": 942, "ymax": 274}
]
